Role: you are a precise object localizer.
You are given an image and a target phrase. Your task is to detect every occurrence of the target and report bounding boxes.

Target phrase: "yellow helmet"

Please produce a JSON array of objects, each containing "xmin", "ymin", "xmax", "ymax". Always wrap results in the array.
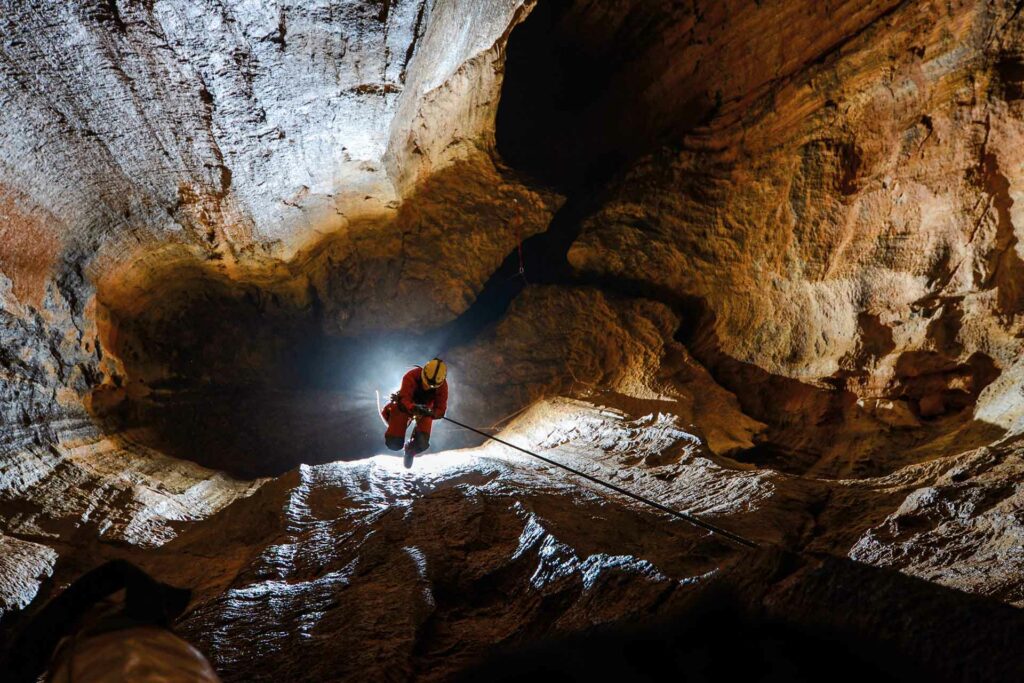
[{"xmin": 421, "ymin": 358, "xmax": 447, "ymax": 389}]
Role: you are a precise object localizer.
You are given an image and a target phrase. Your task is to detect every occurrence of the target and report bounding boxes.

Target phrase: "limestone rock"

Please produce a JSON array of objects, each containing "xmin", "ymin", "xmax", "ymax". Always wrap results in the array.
[
  {"xmin": 0, "ymin": 535, "xmax": 57, "ymax": 620},
  {"xmin": 850, "ymin": 442, "xmax": 1024, "ymax": 606},
  {"xmin": 451, "ymin": 285, "xmax": 765, "ymax": 456}
]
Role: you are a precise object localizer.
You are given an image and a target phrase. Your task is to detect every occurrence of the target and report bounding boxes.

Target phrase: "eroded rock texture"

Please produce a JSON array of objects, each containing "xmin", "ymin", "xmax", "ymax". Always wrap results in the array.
[
  {"xmin": 3, "ymin": 0, "xmax": 1024, "ymax": 680},
  {"xmin": 566, "ymin": 0, "xmax": 1024, "ymax": 471}
]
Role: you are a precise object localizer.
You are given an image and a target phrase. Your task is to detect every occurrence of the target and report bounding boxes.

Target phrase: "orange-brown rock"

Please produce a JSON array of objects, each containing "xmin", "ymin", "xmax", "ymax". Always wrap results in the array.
[
  {"xmin": 569, "ymin": 0, "xmax": 1024, "ymax": 414},
  {"xmin": 451, "ymin": 285, "xmax": 764, "ymax": 457}
]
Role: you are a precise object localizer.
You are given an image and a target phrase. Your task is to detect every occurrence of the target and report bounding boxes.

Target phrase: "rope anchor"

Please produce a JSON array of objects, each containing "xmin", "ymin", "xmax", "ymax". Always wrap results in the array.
[{"xmin": 442, "ymin": 415, "xmax": 759, "ymax": 550}]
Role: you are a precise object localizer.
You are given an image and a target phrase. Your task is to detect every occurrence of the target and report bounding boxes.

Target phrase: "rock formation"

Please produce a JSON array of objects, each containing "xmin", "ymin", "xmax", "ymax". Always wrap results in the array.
[{"xmin": 3, "ymin": 0, "xmax": 1024, "ymax": 680}]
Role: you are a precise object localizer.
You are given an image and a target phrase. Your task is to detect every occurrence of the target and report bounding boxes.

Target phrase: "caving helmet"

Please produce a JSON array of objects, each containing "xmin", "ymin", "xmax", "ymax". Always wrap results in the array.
[{"xmin": 421, "ymin": 358, "xmax": 447, "ymax": 390}]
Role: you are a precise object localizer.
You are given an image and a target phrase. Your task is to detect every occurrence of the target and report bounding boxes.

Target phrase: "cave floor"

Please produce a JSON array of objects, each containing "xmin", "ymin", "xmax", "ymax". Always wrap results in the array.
[{"xmin": 6, "ymin": 395, "xmax": 1024, "ymax": 680}]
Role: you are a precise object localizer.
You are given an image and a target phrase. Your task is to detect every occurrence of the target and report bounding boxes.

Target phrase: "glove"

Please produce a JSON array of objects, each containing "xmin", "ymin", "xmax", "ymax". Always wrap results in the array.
[{"xmin": 413, "ymin": 404, "xmax": 433, "ymax": 417}]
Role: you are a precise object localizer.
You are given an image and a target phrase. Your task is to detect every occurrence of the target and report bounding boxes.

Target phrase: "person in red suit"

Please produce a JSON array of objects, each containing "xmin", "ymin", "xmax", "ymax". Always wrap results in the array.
[{"xmin": 382, "ymin": 358, "xmax": 448, "ymax": 467}]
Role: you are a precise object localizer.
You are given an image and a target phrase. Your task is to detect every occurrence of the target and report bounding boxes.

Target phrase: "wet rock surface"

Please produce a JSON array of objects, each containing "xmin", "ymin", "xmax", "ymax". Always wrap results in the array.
[
  {"xmin": 3, "ymin": 0, "xmax": 1024, "ymax": 680},
  {"xmin": 166, "ymin": 453, "xmax": 727, "ymax": 681}
]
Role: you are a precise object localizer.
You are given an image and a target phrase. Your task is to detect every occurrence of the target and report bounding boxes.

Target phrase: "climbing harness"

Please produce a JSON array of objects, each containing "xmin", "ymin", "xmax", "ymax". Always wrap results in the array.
[{"xmin": 442, "ymin": 415, "xmax": 760, "ymax": 550}]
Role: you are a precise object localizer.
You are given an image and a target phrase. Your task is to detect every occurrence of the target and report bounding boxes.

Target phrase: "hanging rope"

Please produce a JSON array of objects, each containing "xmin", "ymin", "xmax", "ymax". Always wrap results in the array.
[
  {"xmin": 510, "ymin": 202, "xmax": 526, "ymax": 282},
  {"xmin": 442, "ymin": 416, "xmax": 760, "ymax": 550},
  {"xmin": 514, "ymin": 218, "xmax": 526, "ymax": 280},
  {"xmin": 516, "ymin": 228, "xmax": 525, "ymax": 278}
]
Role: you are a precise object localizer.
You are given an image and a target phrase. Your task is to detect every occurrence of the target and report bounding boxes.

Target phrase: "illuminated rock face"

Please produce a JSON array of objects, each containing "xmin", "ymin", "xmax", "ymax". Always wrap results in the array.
[
  {"xmin": 161, "ymin": 453, "xmax": 736, "ymax": 680},
  {"xmin": 0, "ymin": 0, "xmax": 534, "ymax": 255},
  {"xmin": 3, "ymin": 0, "xmax": 1024, "ymax": 679},
  {"xmin": 104, "ymin": 420, "xmax": 1024, "ymax": 680},
  {"xmin": 564, "ymin": 0, "xmax": 1024, "ymax": 462},
  {"xmin": 451, "ymin": 286, "xmax": 765, "ymax": 457}
]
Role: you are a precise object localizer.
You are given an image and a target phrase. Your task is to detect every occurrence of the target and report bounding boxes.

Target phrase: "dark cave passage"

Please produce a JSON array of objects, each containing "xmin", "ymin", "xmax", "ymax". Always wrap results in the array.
[
  {"xmin": 495, "ymin": 0, "xmax": 624, "ymax": 193},
  {"xmin": 92, "ymin": 287, "xmax": 489, "ymax": 478}
]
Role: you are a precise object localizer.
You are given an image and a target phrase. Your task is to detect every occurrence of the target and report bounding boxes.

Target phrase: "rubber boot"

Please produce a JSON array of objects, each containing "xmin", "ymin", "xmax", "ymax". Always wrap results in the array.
[{"xmin": 403, "ymin": 431, "xmax": 429, "ymax": 469}]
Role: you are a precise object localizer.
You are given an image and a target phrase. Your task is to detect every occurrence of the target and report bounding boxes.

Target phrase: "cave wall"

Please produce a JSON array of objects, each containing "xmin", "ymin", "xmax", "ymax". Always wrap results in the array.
[
  {"xmin": 565, "ymin": 0, "xmax": 1024, "ymax": 432},
  {"xmin": 0, "ymin": 0, "xmax": 554, "ymax": 619},
  {"xmin": 0, "ymin": 0, "xmax": 564, "ymax": 432},
  {"xmin": 450, "ymin": 285, "xmax": 765, "ymax": 456},
  {"xmin": 0, "ymin": 0, "xmax": 551, "ymax": 375},
  {"xmin": 2, "ymin": 0, "xmax": 427, "ymax": 260},
  {"xmin": 12, "ymin": 1, "xmax": 1022, "ymax": 467}
]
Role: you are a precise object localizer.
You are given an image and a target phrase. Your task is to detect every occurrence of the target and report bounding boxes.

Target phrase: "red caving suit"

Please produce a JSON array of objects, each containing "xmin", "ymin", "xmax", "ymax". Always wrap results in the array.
[{"xmin": 382, "ymin": 366, "xmax": 448, "ymax": 453}]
